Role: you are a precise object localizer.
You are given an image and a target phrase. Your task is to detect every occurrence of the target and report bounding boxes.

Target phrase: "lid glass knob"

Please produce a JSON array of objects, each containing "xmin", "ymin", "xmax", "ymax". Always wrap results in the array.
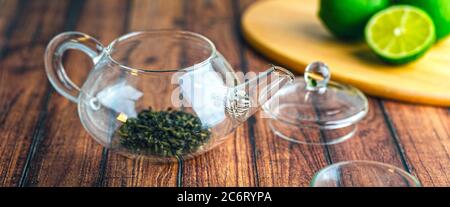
[{"xmin": 304, "ymin": 61, "xmax": 330, "ymax": 93}]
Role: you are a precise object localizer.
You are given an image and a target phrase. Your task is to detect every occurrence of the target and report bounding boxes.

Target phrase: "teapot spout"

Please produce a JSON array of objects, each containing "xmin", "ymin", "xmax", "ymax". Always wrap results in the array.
[{"xmin": 225, "ymin": 66, "xmax": 294, "ymax": 123}]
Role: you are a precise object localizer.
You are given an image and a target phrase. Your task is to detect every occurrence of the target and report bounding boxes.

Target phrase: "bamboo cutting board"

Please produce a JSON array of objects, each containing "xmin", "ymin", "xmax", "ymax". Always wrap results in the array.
[{"xmin": 242, "ymin": 0, "xmax": 450, "ymax": 106}]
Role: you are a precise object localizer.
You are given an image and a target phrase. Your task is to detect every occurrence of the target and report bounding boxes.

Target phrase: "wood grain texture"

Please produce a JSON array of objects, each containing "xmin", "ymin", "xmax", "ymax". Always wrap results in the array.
[
  {"xmin": 382, "ymin": 102, "xmax": 450, "ymax": 186},
  {"xmin": 0, "ymin": 0, "xmax": 24, "ymax": 187},
  {"xmin": 0, "ymin": 0, "xmax": 18, "ymax": 45},
  {"xmin": 180, "ymin": 0, "xmax": 256, "ymax": 187},
  {"xmin": 0, "ymin": 0, "xmax": 448, "ymax": 187},
  {"xmin": 325, "ymin": 99, "xmax": 408, "ymax": 172},
  {"xmin": 0, "ymin": 0, "xmax": 70, "ymax": 187}
]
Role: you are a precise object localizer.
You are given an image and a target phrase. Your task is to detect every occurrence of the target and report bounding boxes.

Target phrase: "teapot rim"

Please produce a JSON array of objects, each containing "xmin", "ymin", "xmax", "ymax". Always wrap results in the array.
[{"xmin": 105, "ymin": 30, "xmax": 218, "ymax": 74}]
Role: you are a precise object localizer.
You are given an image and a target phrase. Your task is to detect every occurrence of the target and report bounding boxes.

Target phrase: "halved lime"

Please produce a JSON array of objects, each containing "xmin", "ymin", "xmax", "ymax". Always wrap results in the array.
[
  {"xmin": 397, "ymin": 0, "xmax": 450, "ymax": 40},
  {"xmin": 365, "ymin": 5, "xmax": 436, "ymax": 64}
]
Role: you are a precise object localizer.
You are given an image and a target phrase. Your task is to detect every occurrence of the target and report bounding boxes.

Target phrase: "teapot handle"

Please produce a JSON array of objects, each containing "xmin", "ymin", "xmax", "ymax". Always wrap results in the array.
[{"xmin": 44, "ymin": 31, "xmax": 104, "ymax": 103}]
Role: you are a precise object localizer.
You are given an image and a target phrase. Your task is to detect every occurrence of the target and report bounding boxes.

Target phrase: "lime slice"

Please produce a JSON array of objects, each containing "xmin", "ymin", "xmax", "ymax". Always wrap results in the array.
[{"xmin": 365, "ymin": 5, "xmax": 436, "ymax": 64}]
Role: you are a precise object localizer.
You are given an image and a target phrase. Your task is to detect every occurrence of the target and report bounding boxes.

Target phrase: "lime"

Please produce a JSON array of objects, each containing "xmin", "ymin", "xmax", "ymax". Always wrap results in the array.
[
  {"xmin": 396, "ymin": 0, "xmax": 450, "ymax": 40},
  {"xmin": 365, "ymin": 5, "xmax": 436, "ymax": 64},
  {"xmin": 319, "ymin": 0, "xmax": 391, "ymax": 40}
]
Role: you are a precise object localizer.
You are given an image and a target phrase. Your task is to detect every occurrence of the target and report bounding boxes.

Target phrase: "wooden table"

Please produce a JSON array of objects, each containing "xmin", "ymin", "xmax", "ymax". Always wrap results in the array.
[{"xmin": 0, "ymin": 0, "xmax": 449, "ymax": 187}]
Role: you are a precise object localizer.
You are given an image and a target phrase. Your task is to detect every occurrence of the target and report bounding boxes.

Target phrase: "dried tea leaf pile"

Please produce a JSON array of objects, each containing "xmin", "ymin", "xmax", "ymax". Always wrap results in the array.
[{"xmin": 118, "ymin": 108, "xmax": 210, "ymax": 157}]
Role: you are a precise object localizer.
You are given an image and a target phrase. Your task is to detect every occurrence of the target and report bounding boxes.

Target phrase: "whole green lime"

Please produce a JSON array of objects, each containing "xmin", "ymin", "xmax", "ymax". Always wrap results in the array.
[
  {"xmin": 319, "ymin": 0, "xmax": 391, "ymax": 40},
  {"xmin": 396, "ymin": 0, "xmax": 450, "ymax": 40}
]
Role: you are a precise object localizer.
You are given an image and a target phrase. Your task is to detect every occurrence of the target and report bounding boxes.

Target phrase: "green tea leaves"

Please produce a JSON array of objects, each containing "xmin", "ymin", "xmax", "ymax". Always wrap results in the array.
[{"xmin": 118, "ymin": 108, "xmax": 211, "ymax": 157}]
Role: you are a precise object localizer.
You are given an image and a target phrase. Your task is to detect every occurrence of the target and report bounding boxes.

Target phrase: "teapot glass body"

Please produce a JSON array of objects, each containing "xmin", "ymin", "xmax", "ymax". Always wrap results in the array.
[{"xmin": 45, "ymin": 31, "xmax": 294, "ymax": 162}]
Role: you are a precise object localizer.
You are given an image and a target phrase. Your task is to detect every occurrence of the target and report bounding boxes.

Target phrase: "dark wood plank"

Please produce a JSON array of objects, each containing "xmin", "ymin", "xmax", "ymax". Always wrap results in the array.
[
  {"xmin": 180, "ymin": 0, "xmax": 257, "ymax": 187},
  {"xmin": 383, "ymin": 102, "xmax": 450, "ymax": 186},
  {"xmin": 0, "ymin": 1, "xmax": 26, "ymax": 186},
  {"xmin": 0, "ymin": 0, "xmax": 71, "ymax": 187},
  {"xmin": 325, "ymin": 99, "xmax": 407, "ymax": 171},
  {"xmin": 0, "ymin": 0, "xmax": 18, "ymax": 45},
  {"xmin": 23, "ymin": 0, "xmax": 129, "ymax": 186},
  {"xmin": 102, "ymin": 0, "xmax": 184, "ymax": 187}
]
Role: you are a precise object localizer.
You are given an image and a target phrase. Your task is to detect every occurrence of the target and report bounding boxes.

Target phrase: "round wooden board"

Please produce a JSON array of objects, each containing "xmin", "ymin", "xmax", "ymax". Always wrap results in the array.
[{"xmin": 242, "ymin": 0, "xmax": 450, "ymax": 106}]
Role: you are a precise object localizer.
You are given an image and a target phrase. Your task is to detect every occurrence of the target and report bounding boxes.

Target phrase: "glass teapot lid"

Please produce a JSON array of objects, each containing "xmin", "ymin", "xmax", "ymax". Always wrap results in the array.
[
  {"xmin": 263, "ymin": 62, "xmax": 369, "ymax": 145},
  {"xmin": 310, "ymin": 160, "xmax": 421, "ymax": 187}
]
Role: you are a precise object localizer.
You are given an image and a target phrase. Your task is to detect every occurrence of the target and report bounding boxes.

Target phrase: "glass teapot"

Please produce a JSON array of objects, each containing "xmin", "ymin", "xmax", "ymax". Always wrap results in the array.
[{"xmin": 44, "ymin": 30, "xmax": 294, "ymax": 162}]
